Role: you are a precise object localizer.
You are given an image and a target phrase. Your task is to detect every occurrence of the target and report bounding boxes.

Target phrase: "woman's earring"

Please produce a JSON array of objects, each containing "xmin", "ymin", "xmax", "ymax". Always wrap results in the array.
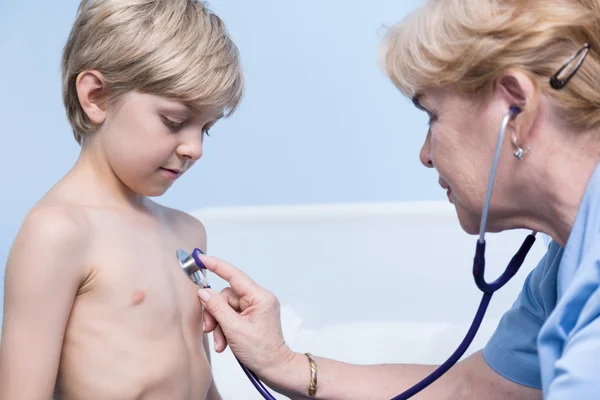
[
  {"xmin": 512, "ymin": 134, "xmax": 528, "ymax": 160},
  {"xmin": 514, "ymin": 147, "xmax": 525, "ymax": 160}
]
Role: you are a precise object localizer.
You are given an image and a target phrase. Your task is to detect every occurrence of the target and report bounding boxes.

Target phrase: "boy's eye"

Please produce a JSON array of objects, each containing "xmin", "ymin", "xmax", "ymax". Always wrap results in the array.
[{"xmin": 162, "ymin": 116, "xmax": 184, "ymax": 130}]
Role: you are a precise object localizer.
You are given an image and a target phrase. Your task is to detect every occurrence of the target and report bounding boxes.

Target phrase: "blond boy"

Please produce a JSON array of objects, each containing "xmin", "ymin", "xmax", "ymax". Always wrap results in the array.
[{"xmin": 0, "ymin": 0, "xmax": 243, "ymax": 398}]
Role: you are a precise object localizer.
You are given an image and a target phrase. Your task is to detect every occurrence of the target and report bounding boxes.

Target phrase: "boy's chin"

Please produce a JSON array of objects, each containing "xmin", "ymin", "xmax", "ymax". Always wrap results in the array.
[
  {"xmin": 144, "ymin": 186, "xmax": 171, "ymax": 197},
  {"xmin": 128, "ymin": 183, "xmax": 172, "ymax": 198}
]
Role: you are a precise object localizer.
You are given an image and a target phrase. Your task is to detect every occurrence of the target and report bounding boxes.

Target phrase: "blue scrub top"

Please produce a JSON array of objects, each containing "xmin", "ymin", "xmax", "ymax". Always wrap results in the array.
[{"xmin": 483, "ymin": 163, "xmax": 600, "ymax": 398}]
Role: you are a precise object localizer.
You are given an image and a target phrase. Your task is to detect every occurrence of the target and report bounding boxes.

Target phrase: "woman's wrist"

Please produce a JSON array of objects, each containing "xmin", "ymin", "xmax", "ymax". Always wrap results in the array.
[{"xmin": 261, "ymin": 349, "xmax": 316, "ymax": 399}]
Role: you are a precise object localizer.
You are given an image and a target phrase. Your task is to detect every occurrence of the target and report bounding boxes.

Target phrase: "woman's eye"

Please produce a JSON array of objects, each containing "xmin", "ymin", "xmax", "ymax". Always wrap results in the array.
[
  {"xmin": 427, "ymin": 113, "xmax": 438, "ymax": 126},
  {"xmin": 162, "ymin": 116, "xmax": 184, "ymax": 131}
]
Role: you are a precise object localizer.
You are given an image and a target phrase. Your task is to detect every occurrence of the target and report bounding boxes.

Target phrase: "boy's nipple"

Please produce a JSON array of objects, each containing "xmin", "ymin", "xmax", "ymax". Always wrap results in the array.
[{"xmin": 131, "ymin": 290, "xmax": 146, "ymax": 306}]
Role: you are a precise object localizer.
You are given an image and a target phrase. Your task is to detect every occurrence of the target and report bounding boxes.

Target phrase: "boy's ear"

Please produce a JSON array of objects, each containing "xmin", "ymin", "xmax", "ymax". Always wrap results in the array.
[{"xmin": 76, "ymin": 70, "xmax": 109, "ymax": 125}]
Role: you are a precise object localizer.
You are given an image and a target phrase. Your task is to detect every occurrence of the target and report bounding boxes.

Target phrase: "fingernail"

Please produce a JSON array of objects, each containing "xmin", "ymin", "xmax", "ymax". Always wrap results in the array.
[
  {"xmin": 202, "ymin": 321, "xmax": 205, "ymax": 332},
  {"xmin": 198, "ymin": 289, "xmax": 211, "ymax": 303}
]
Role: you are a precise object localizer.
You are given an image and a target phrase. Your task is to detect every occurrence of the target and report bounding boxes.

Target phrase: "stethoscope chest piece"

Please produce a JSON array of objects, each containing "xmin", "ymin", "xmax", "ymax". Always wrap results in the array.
[{"xmin": 177, "ymin": 249, "xmax": 210, "ymax": 288}]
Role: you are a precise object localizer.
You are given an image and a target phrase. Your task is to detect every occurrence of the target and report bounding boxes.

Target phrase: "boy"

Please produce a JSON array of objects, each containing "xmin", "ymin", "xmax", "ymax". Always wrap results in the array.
[{"xmin": 0, "ymin": 0, "xmax": 243, "ymax": 398}]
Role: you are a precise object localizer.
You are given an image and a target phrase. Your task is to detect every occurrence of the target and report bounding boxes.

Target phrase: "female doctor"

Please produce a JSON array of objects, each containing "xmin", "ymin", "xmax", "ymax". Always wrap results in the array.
[{"xmin": 196, "ymin": 0, "xmax": 600, "ymax": 398}]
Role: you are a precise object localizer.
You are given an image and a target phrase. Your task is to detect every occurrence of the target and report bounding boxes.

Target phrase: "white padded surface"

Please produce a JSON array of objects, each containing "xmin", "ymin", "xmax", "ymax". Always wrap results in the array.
[{"xmin": 191, "ymin": 201, "xmax": 548, "ymax": 399}]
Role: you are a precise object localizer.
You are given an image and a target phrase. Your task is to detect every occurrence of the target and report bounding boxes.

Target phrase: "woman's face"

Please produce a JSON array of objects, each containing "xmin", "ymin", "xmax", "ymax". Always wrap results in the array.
[{"xmin": 415, "ymin": 87, "xmax": 520, "ymax": 234}]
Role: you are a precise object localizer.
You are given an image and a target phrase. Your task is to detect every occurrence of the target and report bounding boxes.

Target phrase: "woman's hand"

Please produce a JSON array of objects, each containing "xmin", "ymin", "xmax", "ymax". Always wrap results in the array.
[{"xmin": 197, "ymin": 255, "xmax": 296, "ymax": 380}]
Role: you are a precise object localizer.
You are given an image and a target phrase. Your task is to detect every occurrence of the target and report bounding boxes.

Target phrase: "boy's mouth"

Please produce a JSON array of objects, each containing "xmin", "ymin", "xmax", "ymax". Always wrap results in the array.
[{"xmin": 160, "ymin": 167, "xmax": 182, "ymax": 180}]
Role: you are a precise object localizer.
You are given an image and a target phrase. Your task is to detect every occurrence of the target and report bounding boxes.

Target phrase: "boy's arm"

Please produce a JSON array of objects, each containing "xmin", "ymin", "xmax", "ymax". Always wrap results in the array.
[
  {"xmin": 204, "ymin": 334, "xmax": 222, "ymax": 400},
  {"xmin": 0, "ymin": 208, "xmax": 89, "ymax": 399}
]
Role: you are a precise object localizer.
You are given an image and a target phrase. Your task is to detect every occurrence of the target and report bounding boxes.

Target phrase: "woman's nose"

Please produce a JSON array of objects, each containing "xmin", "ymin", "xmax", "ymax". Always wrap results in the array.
[{"xmin": 419, "ymin": 130, "xmax": 433, "ymax": 168}]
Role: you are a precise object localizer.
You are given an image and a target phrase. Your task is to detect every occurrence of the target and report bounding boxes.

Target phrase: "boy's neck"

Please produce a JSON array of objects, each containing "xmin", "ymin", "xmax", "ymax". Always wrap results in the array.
[{"xmin": 69, "ymin": 143, "xmax": 151, "ymax": 212}]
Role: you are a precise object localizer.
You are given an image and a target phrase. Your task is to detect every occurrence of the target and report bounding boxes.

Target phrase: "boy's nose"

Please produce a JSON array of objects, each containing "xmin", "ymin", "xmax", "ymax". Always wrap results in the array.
[{"xmin": 177, "ymin": 139, "xmax": 203, "ymax": 161}]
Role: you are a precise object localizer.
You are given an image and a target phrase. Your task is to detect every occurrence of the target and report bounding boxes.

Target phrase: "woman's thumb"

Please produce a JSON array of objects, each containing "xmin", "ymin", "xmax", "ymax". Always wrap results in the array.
[{"xmin": 198, "ymin": 288, "xmax": 238, "ymax": 328}]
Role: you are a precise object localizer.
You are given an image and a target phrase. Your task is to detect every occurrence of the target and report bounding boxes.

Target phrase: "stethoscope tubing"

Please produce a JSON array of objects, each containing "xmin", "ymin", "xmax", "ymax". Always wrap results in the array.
[{"xmin": 199, "ymin": 108, "xmax": 537, "ymax": 399}]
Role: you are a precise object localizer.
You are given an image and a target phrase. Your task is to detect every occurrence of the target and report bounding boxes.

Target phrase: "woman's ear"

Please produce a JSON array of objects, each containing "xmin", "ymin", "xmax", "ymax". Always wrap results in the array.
[
  {"xmin": 494, "ymin": 69, "xmax": 540, "ymax": 144},
  {"xmin": 76, "ymin": 70, "xmax": 109, "ymax": 125}
]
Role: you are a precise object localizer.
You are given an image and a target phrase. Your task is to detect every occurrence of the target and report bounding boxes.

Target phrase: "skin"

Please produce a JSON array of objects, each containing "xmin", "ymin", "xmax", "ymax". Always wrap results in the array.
[
  {"xmin": 0, "ymin": 70, "xmax": 224, "ymax": 399},
  {"xmin": 194, "ymin": 70, "xmax": 600, "ymax": 399}
]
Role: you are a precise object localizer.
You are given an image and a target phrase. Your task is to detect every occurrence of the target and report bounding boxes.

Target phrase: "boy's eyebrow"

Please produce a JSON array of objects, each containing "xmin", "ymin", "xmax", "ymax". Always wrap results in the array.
[
  {"xmin": 183, "ymin": 102, "xmax": 224, "ymax": 121},
  {"xmin": 161, "ymin": 100, "xmax": 192, "ymax": 114}
]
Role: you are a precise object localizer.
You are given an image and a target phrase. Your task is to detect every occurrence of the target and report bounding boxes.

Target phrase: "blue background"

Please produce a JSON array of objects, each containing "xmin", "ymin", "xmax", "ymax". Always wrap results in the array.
[{"xmin": 0, "ymin": 0, "xmax": 439, "ymax": 322}]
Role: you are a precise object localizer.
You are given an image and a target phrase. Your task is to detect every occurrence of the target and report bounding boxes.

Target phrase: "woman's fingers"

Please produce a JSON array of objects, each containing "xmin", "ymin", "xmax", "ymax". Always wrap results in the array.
[
  {"xmin": 198, "ymin": 288, "xmax": 241, "ymax": 331},
  {"xmin": 203, "ymin": 309, "xmax": 218, "ymax": 333},
  {"xmin": 201, "ymin": 288, "xmax": 242, "ymax": 335},
  {"xmin": 197, "ymin": 255, "xmax": 291, "ymax": 377},
  {"xmin": 220, "ymin": 287, "xmax": 242, "ymax": 311},
  {"xmin": 213, "ymin": 324, "xmax": 228, "ymax": 353},
  {"xmin": 198, "ymin": 255, "xmax": 261, "ymax": 298}
]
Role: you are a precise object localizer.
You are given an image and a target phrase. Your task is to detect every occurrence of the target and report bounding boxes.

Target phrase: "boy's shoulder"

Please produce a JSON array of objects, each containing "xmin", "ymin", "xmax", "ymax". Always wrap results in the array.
[
  {"xmin": 6, "ymin": 203, "xmax": 92, "ymax": 283},
  {"xmin": 154, "ymin": 202, "xmax": 207, "ymax": 247},
  {"xmin": 17, "ymin": 203, "xmax": 91, "ymax": 246}
]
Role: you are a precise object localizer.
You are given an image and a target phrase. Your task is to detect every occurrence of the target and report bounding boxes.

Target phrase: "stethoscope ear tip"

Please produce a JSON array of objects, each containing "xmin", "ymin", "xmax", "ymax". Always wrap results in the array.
[{"xmin": 509, "ymin": 106, "xmax": 522, "ymax": 118}]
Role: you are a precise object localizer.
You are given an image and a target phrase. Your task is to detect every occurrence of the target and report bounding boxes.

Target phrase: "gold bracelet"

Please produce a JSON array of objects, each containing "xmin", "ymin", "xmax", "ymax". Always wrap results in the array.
[{"xmin": 305, "ymin": 352, "xmax": 318, "ymax": 397}]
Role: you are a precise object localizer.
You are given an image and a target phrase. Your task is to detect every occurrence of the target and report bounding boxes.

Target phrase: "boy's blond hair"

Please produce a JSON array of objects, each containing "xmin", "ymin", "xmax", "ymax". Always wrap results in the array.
[
  {"xmin": 380, "ymin": 0, "xmax": 600, "ymax": 133},
  {"xmin": 62, "ymin": 0, "xmax": 244, "ymax": 144}
]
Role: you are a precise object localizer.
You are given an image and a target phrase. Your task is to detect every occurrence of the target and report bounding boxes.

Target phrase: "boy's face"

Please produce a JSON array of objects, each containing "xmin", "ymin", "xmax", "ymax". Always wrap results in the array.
[{"xmin": 98, "ymin": 91, "xmax": 222, "ymax": 197}]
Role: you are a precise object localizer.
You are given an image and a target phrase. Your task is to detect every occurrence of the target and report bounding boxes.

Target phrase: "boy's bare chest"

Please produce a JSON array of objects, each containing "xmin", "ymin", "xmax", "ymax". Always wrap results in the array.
[
  {"xmin": 57, "ymin": 215, "xmax": 212, "ymax": 399},
  {"xmin": 75, "ymin": 217, "xmax": 204, "ymax": 336}
]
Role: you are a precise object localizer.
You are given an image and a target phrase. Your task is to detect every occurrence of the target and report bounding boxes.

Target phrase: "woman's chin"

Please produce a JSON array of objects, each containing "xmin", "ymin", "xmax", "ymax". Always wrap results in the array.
[{"xmin": 454, "ymin": 205, "xmax": 481, "ymax": 235}]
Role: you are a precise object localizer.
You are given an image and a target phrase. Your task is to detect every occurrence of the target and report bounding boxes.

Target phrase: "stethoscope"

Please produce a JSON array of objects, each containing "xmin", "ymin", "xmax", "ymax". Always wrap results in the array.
[
  {"xmin": 174, "ymin": 41, "xmax": 593, "ymax": 398},
  {"xmin": 175, "ymin": 105, "xmax": 537, "ymax": 400}
]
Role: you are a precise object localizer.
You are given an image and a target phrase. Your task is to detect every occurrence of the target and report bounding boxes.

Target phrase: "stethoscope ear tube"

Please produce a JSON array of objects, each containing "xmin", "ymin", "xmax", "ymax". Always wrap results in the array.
[
  {"xmin": 475, "ymin": 233, "xmax": 537, "ymax": 293},
  {"xmin": 391, "ymin": 107, "xmax": 536, "ymax": 399}
]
